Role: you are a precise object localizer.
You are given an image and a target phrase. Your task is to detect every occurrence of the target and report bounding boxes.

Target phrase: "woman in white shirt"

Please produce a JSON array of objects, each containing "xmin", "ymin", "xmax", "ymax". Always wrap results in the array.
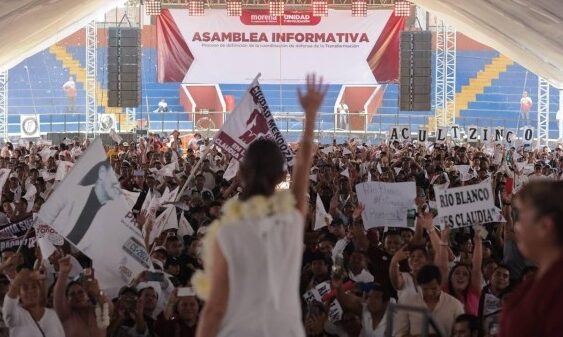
[{"xmin": 3, "ymin": 268, "xmax": 65, "ymax": 337}]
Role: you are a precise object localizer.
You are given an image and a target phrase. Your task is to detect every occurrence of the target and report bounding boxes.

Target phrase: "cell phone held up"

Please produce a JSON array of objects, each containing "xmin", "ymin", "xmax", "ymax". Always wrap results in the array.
[{"xmin": 145, "ymin": 271, "xmax": 165, "ymax": 282}]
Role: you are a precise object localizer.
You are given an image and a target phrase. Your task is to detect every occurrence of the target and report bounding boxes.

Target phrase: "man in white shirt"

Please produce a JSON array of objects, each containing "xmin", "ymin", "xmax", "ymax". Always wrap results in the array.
[
  {"xmin": 156, "ymin": 99, "xmax": 168, "ymax": 112},
  {"xmin": 394, "ymin": 265, "xmax": 464, "ymax": 337},
  {"xmin": 62, "ymin": 77, "xmax": 76, "ymax": 113}
]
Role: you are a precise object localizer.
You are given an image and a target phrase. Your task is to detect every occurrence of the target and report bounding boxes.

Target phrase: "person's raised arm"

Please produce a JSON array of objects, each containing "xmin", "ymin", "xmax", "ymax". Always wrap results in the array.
[
  {"xmin": 293, "ymin": 74, "xmax": 327, "ymax": 217},
  {"xmin": 471, "ymin": 228, "xmax": 483, "ymax": 294},
  {"xmin": 389, "ymin": 246, "xmax": 408, "ymax": 291},
  {"xmin": 53, "ymin": 255, "xmax": 72, "ymax": 321}
]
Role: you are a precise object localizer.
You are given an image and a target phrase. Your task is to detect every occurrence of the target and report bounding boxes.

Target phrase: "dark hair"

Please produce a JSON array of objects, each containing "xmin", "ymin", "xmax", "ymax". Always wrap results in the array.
[
  {"xmin": 447, "ymin": 263, "xmax": 472, "ymax": 300},
  {"xmin": 516, "ymin": 181, "xmax": 563, "ymax": 245},
  {"xmin": 239, "ymin": 139, "xmax": 285, "ymax": 201},
  {"xmin": 407, "ymin": 245, "xmax": 429, "ymax": 259},
  {"xmin": 416, "ymin": 264, "xmax": 442, "ymax": 285},
  {"xmin": 65, "ymin": 280, "xmax": 83, "ymax": 298},
  {"xmin": 454, "ymin": 314, "xmax": 481, "ymax": 335},
  {"xmin": 79, "ymin": 160, "xmax": 111, "ymax": 186}
]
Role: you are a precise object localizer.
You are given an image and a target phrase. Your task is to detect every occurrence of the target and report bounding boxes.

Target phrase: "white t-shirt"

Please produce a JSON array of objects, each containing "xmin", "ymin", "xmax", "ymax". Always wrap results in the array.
[{"xmin": 2, "ymin": 296, "xmax": 65, "ymax": 337}]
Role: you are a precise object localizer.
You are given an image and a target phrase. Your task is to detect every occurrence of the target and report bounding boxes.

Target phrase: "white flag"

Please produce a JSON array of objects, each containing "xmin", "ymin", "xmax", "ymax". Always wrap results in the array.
[
  {"xmin": 314, "ymin": 195, "xmax": 332, "ymax": 231},
  {"xmin": 121, "ymin": 189, "xmax": 140, "ymax": 210},
  {"xmin": 213, "ymin": 76, "xmax": 293, "ymax": 165},
  {"xmin": 178, "ymin": 214, "xmax": 194, "ymax": 237},
  {"xmin": 55, "ymin": 161, "xmax": 74, "ymax": 181},
  {"xmin": 0, "ymin": 169, "xmax": 10, "ymax": 205},
  {"xmin": 148, "ymin": 205, "xmax": 177, "ymax": 244},
  {"xmin": 223, "ymin": 159, "xmax": 240, "ymax": 182},
  {"xmin": 341, "ymin": 168, "xmax": 350, "ymax": 178},
  {"xmin": 37, "ymin": 138, "xmax": 151, "ymax": 291},
  {"xmin": 109, "ymin": 129, "xmax": 122, "ymax": 144}
]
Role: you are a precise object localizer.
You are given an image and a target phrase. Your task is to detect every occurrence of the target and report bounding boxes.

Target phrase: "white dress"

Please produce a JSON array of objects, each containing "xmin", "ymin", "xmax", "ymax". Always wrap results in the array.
[{"xmin": 216, "ymin": 210, "xmax": 305, "ymax": 337}]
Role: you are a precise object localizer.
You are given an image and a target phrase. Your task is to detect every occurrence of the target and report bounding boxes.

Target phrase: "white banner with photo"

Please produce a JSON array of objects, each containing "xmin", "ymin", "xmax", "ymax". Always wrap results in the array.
[
  {"xmin": 214, "ymin": 77, "xmax": 294, "ymax": 165},
  {"xmin": 434, "ymin": 180, "xmax": 501, "ymax": 228},
  {"xmin": 355, "ymin": 181, "xmax": 416, "ymax": 229},
  {"xmin": 38, "ymin": 138, "xmax": 151, "ymax": 291}
]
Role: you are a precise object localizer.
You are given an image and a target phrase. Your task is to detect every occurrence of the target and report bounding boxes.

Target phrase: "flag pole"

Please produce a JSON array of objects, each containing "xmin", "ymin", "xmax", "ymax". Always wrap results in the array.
[{"xmin": 176, "ymin": 72, "xmax": 261, "ymax": 199}]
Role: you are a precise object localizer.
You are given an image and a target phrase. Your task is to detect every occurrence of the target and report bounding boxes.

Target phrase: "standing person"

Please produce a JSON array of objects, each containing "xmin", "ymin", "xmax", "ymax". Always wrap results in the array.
[
  {"xmin": 337, "ymin": 101, "xmax": 349, "ymax": 130},
  {"xmin": 500, "ymin": 181, "xmax": 563, "ymax": 337},
  {"xmin": 63, "ymin": 76, "xmax": 77, "ymax": 113},
  {"xmin": 519, "ymin": 91, "xmax": 532, "ymax": 126},
  {"xmin": 394, "ymin": 265, "xmax": 464, "ymax": 337},
  {"xmin": 3, "ymin": 268, "xmax": 65, "ymax": 337},
  {"xmin": 53, "ymin": 255, "xmax": 107, "ymax": 337},
  {"xmin": 194, "ymin": 74, "xmax": 327, "ymax": 337}
]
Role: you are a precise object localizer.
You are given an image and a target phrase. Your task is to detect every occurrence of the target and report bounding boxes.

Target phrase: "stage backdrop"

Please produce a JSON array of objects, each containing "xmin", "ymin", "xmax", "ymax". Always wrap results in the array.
[{"xmin": 157, "ymin": 9, "xmax": 404, "ymax": 84}]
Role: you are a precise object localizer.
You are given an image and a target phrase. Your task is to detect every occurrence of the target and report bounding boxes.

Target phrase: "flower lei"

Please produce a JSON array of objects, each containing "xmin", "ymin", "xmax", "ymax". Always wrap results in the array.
[{"xmin": 191, "ymin": 189, "xmax": 296, "ymax": 300}]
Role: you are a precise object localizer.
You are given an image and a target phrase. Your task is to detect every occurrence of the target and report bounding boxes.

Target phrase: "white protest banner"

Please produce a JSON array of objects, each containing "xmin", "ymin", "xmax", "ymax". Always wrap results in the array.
[
  {"xmin": 455, "ymin": 165, "xmax": 474, "ymax": 182},
  {"xmin": 389, "ymin": 126, "xmax": 410, "ymax": 141},
  {"xmin": 417, "ymin": 129, "xmax": 428, "ymax": 142},
  {"xmin": 355, "ymin": 181, "xmax": 416, "ymax": 228},
  {"xmin": 493, "ymin": 127, "xmax": 504, "ymax": 143},
  {"xmin": 214, "ymin": 76, "xmax": 294, "ymax": 165},
  {"xmin": 450, "ymin": 125, "xmax": 461, "ymax": 140},
  {"xmin": 467, "ymin": 126, "xmax": 479, "ymax": 142},
  {"xmin": 434, "ymin": 180, "xmax": 497, "ymax": 228},
  {"xmin": 436, "ymin": 127, "xmax": 448, "ymax": 143},
  {"xmin": 38, "ymin": 138, "xmax": 151, "ymax": 291},
  {"xmin": 314, "ymin": 195, "xmax": 333, "ymax": 231},
  {"xmin": 505, "ymin": 129, "xmax": 516, "ymax": 144},
  {"xmin": 328, "ymin": 300, "xmax": 344, "ymax": 323}
]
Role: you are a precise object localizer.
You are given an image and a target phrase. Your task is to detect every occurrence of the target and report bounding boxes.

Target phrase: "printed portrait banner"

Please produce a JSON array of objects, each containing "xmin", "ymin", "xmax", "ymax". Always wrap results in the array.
[
  {"xmin": 214, "ymin": 77, "xmax": 294, "ymax": 165},
  {"xmin": 355, "ymin": 181, "xmax": 416, "ymax": 229},
  {"xmin": 434, "ymin": 180, "xmax": 497, "ymax": 229},
  {"xmin": 38, "ymin": 138, "xmax": 151, "ymax": 291}
]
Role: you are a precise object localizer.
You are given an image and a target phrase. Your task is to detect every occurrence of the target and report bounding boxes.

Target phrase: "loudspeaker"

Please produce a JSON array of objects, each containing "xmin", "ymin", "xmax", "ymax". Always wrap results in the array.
[
  {"xmin": 399, "ymin": 31, "xmax": 432, "ymax": 111},
  {"xmin": 107, "ymin": 27, "xmax": 141, "ymax": 108}
]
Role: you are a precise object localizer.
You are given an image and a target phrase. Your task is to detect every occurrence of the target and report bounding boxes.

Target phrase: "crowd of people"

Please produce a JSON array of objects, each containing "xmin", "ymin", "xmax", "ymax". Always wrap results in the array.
[{"xmin": 0, "ymin": 111, "xmax": 561, "ymax": 337}]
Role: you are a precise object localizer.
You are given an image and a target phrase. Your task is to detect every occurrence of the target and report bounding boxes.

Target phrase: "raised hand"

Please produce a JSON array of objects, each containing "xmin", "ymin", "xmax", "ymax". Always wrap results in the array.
[
  {"xmin": 58, "ymin": 255, "xmax": 72, "ymax": 276},
  {"xmin": 352, "ymin": 203, "xmax": 365, "ymax": 221},
  {"xmin": 391, "ymin": 246, "xmax": 409, "ymax": 263}
]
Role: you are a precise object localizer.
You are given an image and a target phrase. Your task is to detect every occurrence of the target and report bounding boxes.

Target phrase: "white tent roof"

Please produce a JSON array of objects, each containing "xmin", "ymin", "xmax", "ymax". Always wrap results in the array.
[
  {"xmin": 0, "ymin": 0, "xmax": 120, "ymax": 72},
  {"xmin": 412, "ymin": 0, "xmax": 563, "ymax": 89}
]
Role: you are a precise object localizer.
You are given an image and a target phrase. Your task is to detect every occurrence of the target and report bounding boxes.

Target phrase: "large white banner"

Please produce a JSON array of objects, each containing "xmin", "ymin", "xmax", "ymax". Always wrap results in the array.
[
  {"xmin": 434, "ymin": 181, "xmax": 498, "ymax": 228},
  {"xmin": 38, "ymin": 139, "xmax": 151, "ymax": 290},
  {"xmin": 355, "ymin": 181, "xmax": 416, "ymax": 229},
  {"xmin": 214, "ymin": 77, "xmax": 294, "ymax": 164},
  {"xmin": 170, "ymin": 9, "xmax": 393, "ymax": 84}
]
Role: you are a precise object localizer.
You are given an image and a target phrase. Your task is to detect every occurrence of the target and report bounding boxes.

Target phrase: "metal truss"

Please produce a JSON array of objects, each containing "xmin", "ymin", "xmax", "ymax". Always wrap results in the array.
[
  {"xmin": 537, "ymin": 77, "xmax": 549, "ymax": 146},
  {"xmin": 85, "ymin": 21, "xmax": 98, "ymax": 137},
  {"xmin": 160, "ymin": 0, "xmax": 396, "ymax": 7},
  {"xmin": 0, "ymin": 71, "xmax": 7, "ymax": 141},
  {"xmin": 434, "ymin": 20, "xmax": 456, "ymax": 128}
]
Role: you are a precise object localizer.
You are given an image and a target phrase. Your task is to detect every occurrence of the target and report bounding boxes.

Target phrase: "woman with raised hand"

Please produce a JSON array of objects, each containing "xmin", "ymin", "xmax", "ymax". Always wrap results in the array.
[
  {"xmin": 194, "ymin": 74, "xmax": 327, "ymax": 337},
  {"xmin": 3, "ymin": 268, "xmax": 65, "ymax": 337}
]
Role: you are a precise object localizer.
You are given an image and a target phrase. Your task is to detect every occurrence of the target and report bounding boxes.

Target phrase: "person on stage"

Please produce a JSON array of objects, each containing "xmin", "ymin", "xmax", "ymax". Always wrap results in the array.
[
  {"xmin": 193, "ymin": 74, "xmax": 327, "ymax": 337},
  {"xmin": 519, "ymin": 91, "xmax": 532, "ymax": 126}
]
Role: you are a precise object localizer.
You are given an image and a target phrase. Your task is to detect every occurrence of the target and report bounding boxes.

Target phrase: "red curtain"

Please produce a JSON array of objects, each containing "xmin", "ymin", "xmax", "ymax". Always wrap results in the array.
[
  {"xmin": 157, "ymin": 9, "xmax": 194, "ymax": 83},
  {"xmin": 366, "ymin": 14, "xmax": 405, "ymax": 83}
]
